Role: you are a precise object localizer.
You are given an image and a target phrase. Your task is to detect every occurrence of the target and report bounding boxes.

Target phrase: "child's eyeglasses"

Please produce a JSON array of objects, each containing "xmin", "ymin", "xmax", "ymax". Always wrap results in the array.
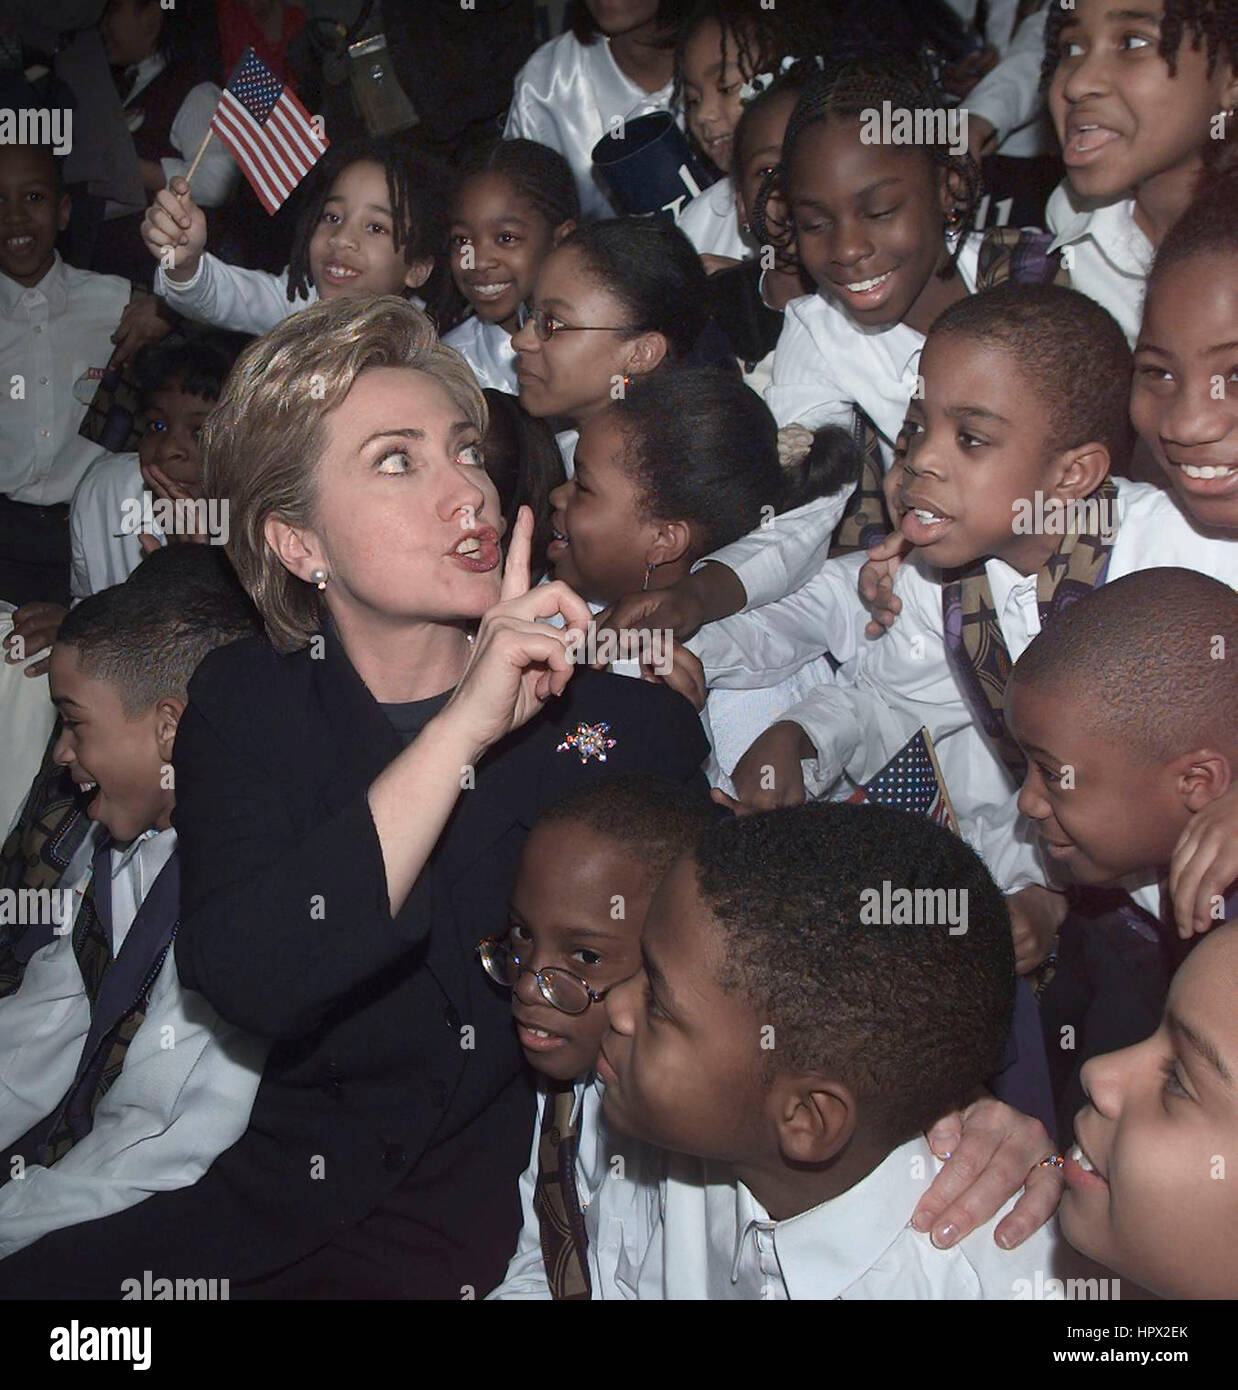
[
  {"xmin": 476, "ymin": 935, "xmax": 614, "ymax": 1015},
  {"xmin": 516, "ymin": 304, "xmax": 636, "ymax": 342}
]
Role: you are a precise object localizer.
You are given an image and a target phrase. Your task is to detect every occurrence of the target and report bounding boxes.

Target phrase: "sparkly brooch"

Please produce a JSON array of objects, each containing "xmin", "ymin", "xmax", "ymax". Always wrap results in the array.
[{"xmin": 556, "ymin": 721, "xmax": 617, "ymax": 764}]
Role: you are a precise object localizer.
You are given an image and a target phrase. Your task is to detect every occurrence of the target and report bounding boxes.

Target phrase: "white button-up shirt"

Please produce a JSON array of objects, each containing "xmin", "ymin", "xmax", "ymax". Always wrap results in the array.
[
  {"xmin": 442, "ymin": 315, "xmax": 519, "ymax": 395},
  {"xmin": 69, "ymin": 451, "xmax": 165, "ymax": 602},
  {"xmin": 677, "ymin": 177, "xmax": 750, "ymax": 262},
  {"xmin": 1046, "ymin": 183, "xmax": 1154, "ymax": 344},
  {"xmin": 0, "ymin": 255, "xmax": 127, "ymax": 505},
  {"xmin": 505, "ymin": 31, "xmax": 677, "ymax": 222},
  {"xmin": 0, "ymin": 826, "xmax": 267, "ymax": 1257}
]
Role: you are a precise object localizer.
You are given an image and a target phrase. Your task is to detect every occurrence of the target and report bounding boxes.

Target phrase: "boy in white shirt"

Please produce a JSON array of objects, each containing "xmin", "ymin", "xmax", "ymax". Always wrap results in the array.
[
  {"xmin": 0, "ymin": 142, "xmax": 128, "ymax": 607},
  {"xmin": 0, "ymin": 545, "xmax": 267, "ymax": 1266},
  {"xmin": 597, "ymin": 801, "xmax": 1094, "ymax": 1298}
]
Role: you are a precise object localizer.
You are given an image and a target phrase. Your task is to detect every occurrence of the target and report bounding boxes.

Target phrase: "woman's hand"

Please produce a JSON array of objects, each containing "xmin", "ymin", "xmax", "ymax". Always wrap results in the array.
[
  {"xmin": 1169, "ymin": 785, "xmax": 1238, "ymax": 937},
  {"xmin": 141, "ymin": 176, "xmax": 207, "ymax": 281},
  {"xmin": 912, "ymin": 1095, "xmax": 1063, "ymax": 1250},
  {"xmin": 437, "ymin": 507, "xmax": 594, "ymax": 758},
  {"xmin": 3, "ymin": 602, "xmax": 68, "ymax": 678},
  {"xmin": 715, "ymin": 721, "xmax": 812, "ymax": 815}
]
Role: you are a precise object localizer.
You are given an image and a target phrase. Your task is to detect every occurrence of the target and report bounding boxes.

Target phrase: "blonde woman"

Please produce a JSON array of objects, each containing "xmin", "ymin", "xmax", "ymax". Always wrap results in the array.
[{"xmin": 0, "ymin": 296, "xmax": 708, "ymax": 1299}]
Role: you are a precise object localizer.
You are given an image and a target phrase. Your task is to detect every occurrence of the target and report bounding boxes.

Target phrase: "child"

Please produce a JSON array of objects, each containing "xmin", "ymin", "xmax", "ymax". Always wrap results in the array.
[
  {"xmin": 0, "ymin": 546, "xmax": 267, "ymax": 1264},
  {"xmin": 673, "ymin": 0, "xmax": 822, "ymax": 261},
  {"xmin": 504, "ymin": 1, "xmax": 686, "ymax": 222},
  {"xmin": 484, "ymin": 774, "xmax": 715, "ymax": 1298},
  {"xmin": 70, "ymin": 335, "xmax": 239, "ymax": 600},
  {"xmin": 547, "ymin": 367, "xmax": 851, "ymax": 790},
  {"xmin": 443, "ymin": 139, "xmax": 579, "ymax": 395},
  {"xmin": 0, "ymin": 143, "xmax": 130, "ymax": 608},
  {"xmin": 142, "ymin": 133, "xmax": 452, "ymax": 337},
  {"xmin": 1059, "ymin": 919, "xmax": 1238, "ymax": 1299},
  {"xmin": 597, "ymin": 803, "xmax": 1087, "ymax": 1298},
  {"xmin": 693, "ymin": 287, "xmax": 1235, "ymax": 961},
  {"xmin": 703, "ymin": 62, "xmax": 816, "ymax": 395},
  {"xmin": 1130, "ymin": 175, "xmax": 1238, "ymax": 534},
  {"xmin": 1007, "ymin": 567, "xmax": 1237, "ymax": 1136},
  {"xmin": 1043, "ymin": 0, "xmax": 1238, "ymax": 342}
]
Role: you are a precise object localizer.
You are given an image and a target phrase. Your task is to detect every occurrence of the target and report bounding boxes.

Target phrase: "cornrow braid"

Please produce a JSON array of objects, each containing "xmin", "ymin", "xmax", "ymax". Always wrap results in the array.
[
  {"xmin": 1042, "ymin": 0, "xmax": 1237, "ymax": 86},
  {"xmin": 286, "ymin": 133, "xmax": 455, "ymax": 321},
  {"xmin": 457, "ymin": 137, "xmax": 580, "ymax": 232},
  {"xmin": 752, "ymin": 43, "xmax": 983, "ymax": 280}
]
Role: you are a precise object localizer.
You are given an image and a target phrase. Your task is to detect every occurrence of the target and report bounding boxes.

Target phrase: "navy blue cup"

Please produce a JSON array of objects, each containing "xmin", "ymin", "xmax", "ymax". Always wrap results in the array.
[{"xmin": 591, "ymin": 111, "xmax": 716, "ymax": 219}]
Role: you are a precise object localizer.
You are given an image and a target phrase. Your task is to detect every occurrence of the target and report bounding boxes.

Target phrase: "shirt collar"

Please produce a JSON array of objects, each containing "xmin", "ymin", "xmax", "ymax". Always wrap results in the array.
[
  {"xmin": 1046, "ymin": 192, "xmax": 1151, "ymax": 275},
  {"xmin": 108, "ymin": 825, "xmax": 175, "ymax": 878},
  {"xmin": 731, "ymin": 1136, "xmax": 941, "ymax": 1298},
  {"xmin": 123, "ymin": 52, "xmax": 168, "ymax": 106},
  {"xmin": 0, "ymin": 251, "xmax": 67, "ymax": 313}
]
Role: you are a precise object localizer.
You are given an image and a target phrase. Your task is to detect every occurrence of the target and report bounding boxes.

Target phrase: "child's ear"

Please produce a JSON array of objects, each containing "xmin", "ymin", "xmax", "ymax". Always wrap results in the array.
[
  {"xmin": 1177, "ymin": 749, "xmax": 1233, "ymax": 813},
  {"xmin": 154, "ymin": 696, "xmax": 185, "ymax": 765},
  {"xmin": 403, "ymin": 256, "xmax": 434, "ymax": 290},
  {"xmin": 936, "ymin": 164, "xmax": 968, "ymax": 225},
  {"xmin": 624, "ymin": 332, "xmax": 669, "ymax": 379},
  {"xmin": 1051, "ymin": 442, "xmax": 1110, "ymax": 501},
  {"xmin": 56, "ymin": 192, "xmax": 71, "ymax": 234},
  {"xmin": 264, "ymin": 515, "xmax": 325, "ymax": 585},
  {"xmin": 551, "ymin": 219, "xmax": 577, "ymax": 247},
  {"xmin": 769, "ymin": 1073, "xmax": 856, "ymax": 1166},
  {"xmin": 646, "ymin": 520, "xmax": 691, "ymax": 568}
]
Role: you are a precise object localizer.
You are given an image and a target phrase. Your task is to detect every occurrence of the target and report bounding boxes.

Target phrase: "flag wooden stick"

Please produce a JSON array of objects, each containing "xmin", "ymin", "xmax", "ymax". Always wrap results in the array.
[
  {"xmin": 920, "ymin": 726, "xmax": 961, "ymax": 835},
  {"xmin": 182, "ymin": 126, "xmax": 214, "ymax": 188}
]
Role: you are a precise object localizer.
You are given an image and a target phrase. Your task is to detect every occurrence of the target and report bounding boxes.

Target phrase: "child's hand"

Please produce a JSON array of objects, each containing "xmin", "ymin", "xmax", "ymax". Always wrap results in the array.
[
  {"xmin": 641, "ymin": 639, "xmax": 707, "ymax": 712},
  {"xmin": 699, "ymin": 253, "xmax": 742, "ymax": 276},
  {"xmin": 859, "ymin": 532, "xmax": 910, "ymax": 638},
  {"xmin": 1007, "ymin": 883, "xmax": 1068, "ymax": 975},
  {"xmin": 1170, "ymin": 785, "xmax": 1238, "ymax": 937},
  {"xmin": 110, "ymin": 293, "xmax": 172, "ymax": 367},
  {"xmin": 721, "ymin": 721, "xmax": 812, "ymax": 814},
  {"xmin": 913, "ymin": 1095, "xmax": 1063, "ymax": 1251},
  {"xmin": 140, "ymin": 461, "xmax": 210, "ymax": 544},
  {"xmin": 141, "ymin": 176, "xmax": 207, "ymax": 282},
  {"xmin": 595, "ymin": 585, "xmax": 708, "ymax": 648},
  {"xmin": 4, "ymin": 602, "xmax": 68, "ymax": 678}
]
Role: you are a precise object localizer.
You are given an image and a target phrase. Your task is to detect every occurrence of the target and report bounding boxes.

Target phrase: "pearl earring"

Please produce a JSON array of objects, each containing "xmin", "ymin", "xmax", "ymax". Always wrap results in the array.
[{"xmin": 310, "ymin": 568, "xmax": 328, "ymax": 591}]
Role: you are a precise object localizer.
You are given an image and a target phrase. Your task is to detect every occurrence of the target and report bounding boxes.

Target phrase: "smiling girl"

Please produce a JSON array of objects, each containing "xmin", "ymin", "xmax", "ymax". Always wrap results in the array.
[{"xmin": 142, "ymin": 133, "xmax": 452, "ymax": 336}]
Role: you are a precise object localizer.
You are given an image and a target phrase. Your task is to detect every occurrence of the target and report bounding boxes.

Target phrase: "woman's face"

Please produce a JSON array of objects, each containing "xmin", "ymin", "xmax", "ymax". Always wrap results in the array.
[
  {"xmin": 300, "ymin": 366, "xmax": 503, "ymax": 626},
  {"xmin": 512, "ymin": 246, "xmax": 648, "ymax": 424}
]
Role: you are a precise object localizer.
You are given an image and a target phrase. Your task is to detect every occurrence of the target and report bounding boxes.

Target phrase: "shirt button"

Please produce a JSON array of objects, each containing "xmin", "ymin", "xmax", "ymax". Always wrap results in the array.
[
  {"xmin": 33, "ymin": 325, "xmax": 42, "ymax": 333},
  {"xmin": 383, "ymin": 1143, "xmax": 408, "ymax": 1172},
  {"xmin": 38, "ymin": 376, "xmax": 48, "ymax": 385},
  {"xmin": 40, "ymin": 429, "xmax": 51, "ymax": 438}
]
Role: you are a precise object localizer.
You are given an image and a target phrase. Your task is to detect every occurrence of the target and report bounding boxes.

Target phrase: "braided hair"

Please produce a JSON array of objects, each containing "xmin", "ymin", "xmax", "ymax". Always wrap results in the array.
[
  {"xmin": 286, "ymin": 133, "xmax": 455, "ymax": 320},
  {"xmin": 751, "ymin": 43, "xmax": 983, "ymax": 280},
  {"xmin": 1042, "ymin": 0, "xmax": 1237, "ymax": 173},
  {"xmin": 456, "ymin": 137, "xmax": 580, "ymax": 233}
]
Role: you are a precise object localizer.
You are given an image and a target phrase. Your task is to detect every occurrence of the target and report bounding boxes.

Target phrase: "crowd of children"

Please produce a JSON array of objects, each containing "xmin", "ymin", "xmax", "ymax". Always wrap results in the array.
[{"xmin": 0, "ymin": 0, "xmax": 1234, "ymax": 1305}]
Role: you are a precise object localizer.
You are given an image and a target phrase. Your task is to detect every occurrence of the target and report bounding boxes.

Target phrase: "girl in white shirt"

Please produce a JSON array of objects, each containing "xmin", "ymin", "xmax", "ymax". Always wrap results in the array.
[
  {"xmin": 505, "ymin": 0, "xmax": 687, "ymax": 222},
  {"xmin": 442, "ymin": 140, "xmax": 580, "ymax": 397},
  {"xmin": 672, "ymin": 0, "xmax": 825, "ymax": 262},
  {"xmin": 1042, "ymin": 0, "xmax": 1238, "ymax": 342},
  {"xmin": 545, "ymin": 366, "xmax": 849, "ymax": 790},
  {"xmin": 141, "ymin": 134, "xmax": 453, "ymax": 339}
]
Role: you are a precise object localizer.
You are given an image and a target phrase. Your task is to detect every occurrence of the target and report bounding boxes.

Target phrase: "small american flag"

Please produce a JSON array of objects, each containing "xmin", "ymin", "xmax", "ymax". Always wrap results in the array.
[
  {"xmin": 210, "ymin": 48, "xmax": 328, "ymax": 214},
  {"xmin": 847, "ymin": 727, "xmax": 959, "ymax": 835}
]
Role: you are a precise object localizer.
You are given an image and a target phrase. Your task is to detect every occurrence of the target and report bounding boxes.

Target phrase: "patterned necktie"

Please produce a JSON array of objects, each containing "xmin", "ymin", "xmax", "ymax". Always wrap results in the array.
[
  {"xmin": 533, "ymin": 1081, "xmax": 592, "ymax": 1300},
  {"xmin": 942, "ymin": 478, "xmax": 1119, "ymax": 780}
]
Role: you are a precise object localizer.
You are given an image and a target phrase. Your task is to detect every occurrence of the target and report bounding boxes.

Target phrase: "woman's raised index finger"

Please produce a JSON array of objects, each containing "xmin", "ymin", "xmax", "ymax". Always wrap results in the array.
[{"xmin": 499, "ymin": 505, "xmax": 533, "ymax": 602}]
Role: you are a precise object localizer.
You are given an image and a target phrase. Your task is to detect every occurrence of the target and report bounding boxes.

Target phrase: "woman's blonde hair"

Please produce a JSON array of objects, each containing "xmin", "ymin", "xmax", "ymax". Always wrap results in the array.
[{"xmin": 202, "ymin": 294, "xmax": 488, "ymax": 652}]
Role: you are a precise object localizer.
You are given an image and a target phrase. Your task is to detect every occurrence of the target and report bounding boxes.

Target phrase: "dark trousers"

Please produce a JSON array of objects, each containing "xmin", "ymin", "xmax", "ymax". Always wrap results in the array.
[{"xmin": 0, "ymin": 495, "xmax": 71, "ymax": 609}]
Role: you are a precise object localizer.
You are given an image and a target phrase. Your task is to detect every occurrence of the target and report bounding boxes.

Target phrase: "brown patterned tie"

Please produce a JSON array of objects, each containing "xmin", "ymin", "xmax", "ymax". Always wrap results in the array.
[{"xmin": 533, "ymin": 1081, "xmax": 591, "ymax": 1300}]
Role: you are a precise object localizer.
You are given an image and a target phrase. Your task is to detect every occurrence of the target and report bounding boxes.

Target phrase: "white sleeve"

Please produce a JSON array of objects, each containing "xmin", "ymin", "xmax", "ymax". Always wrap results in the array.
[
  {"xmin": 153, "ymin": 253, "xmax": 299, "ymax": 336},
  {"xmin": 485, "ymin": 1090, "xmax": 552, "ymax": 1299},
  {"xmin": 691, "ymin": 552, "xmax": 866, "ymax": 690},
  {"xmin": 0, "ymin": 951, "xmax": 267, "ymax": 1259},
  {"xmin": 0, "ymin": 931, "xmax": 91, "ymax": 1150},
  {"xmin": 963, "ymin": 10, "xmax": 1049, "ymax": 146},
  {"xmin": 763, "ymin": 308, "xmax": 856, "ymax": 431},
  {"xmin": 695, "ymin": 487, "xmax": 852, "ymax": 614},
  {"xmin": 68, "ymin": 492, "xmax": 91, "ymax": 604},
  {"xmin": 163, "ymin": 84, "xmax": 238, "ymax": 208}
]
